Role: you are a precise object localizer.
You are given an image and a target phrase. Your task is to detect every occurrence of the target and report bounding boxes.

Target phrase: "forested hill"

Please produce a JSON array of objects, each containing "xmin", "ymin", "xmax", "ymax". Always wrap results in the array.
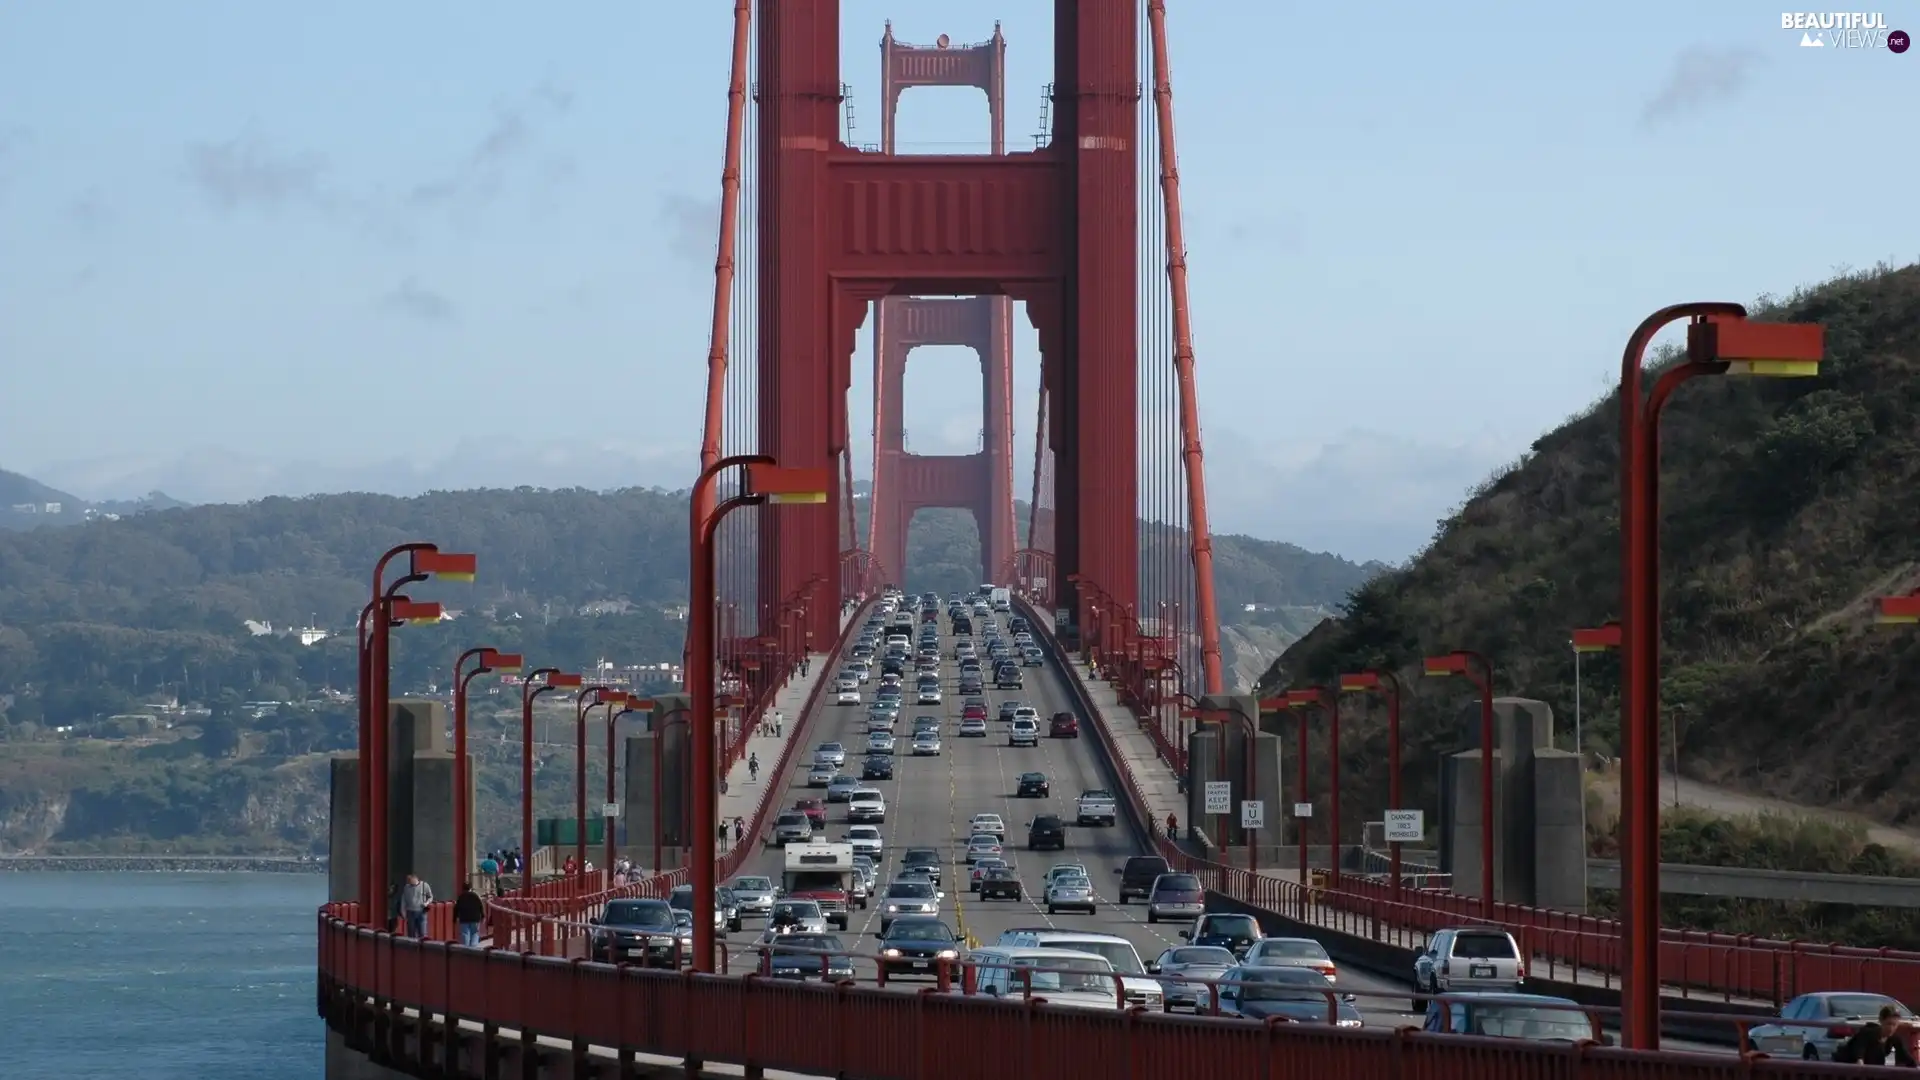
[{"xmin": 1259, "ymin": 262, "xmax": 1920, "ymax": 828}]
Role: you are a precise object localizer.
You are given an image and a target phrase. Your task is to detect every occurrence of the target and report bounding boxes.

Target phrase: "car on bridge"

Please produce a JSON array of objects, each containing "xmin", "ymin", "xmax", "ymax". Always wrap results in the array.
[
  {"xmin": 994, "ymin": 663, "xmax": 1024, "ymax": 690},
  {"xmin": 1049, "ymin": 713, "xmax": 1079, "ymax": 738},
  {"xmin": 1748, "ymin": 993, "xmax": 1916, "ymax": 1062},
  {"xmin": 1412, "ymin": 927, "xmax": 1526, "ymax": 1000},
  {"xmin": 726, "ymin": 875, "xmax": 778, "ymax": 919},
  {"xmin": 1213, "ymin": 967, "xmax": 1361, "ymax": 1027},
  {"xmin": 1016, "ymin": 771, "xmax": 1049, "ymax": 797},
  {"xmin": 760, "ymin": 932, "xmax": 855, "ymax": 982},
  {"xmin": 977, "ymin": 867, "xmax": 1024, "ymax": 901},
  {"xmin": 1180, "ymin": 913, "xmax": 1265, "ymax": 959},
  {"xmin": 792, "ymin": 798, "xmax": 826, "ymax": 829},
  {"xmin": 861, "ymin": 754, "xmax": 894, "ymax": 780},
  {"xmin": 969, "ymin": 813, "xmax": 1005, "ymax": 838},
  {"xmin": 876, "ymin": 917, "xmax": 962, "ymax": 978},
  {"xmin": 911, "ymin": 730, "xmax": 942, "ymax": 756},
  {"xmin": 900, "ymin": 848, "xmax": 942, "ymax": 887},
  {"xmin": 959, "ymin": 716, "xmax": 988, "ymax": 738},
  {"xmin": 1044, "ymin": 872, "xmax": 1097, "ymax": 915},
  {"xmin": 773, "ymin": 812, "xmax": 814, "ymax": 845},
  {"xmin": 1421, "ymin": 992, "xmax": 1602, "ymax": 1045},
  {"xmin": 1008, "ymin": 718, "xmax": 1040, "ymax": 747},
  {"xmin": 965, "ymin": 834, "xmax": 1003, "ymax": 863},
  {"xmin": 814, "ymin": 743, "xmax": 846, "ymax": 768},
  {"xmin": 1243, "ymin": 937, "xmax": 1339, "ymax": 984},
  {"xmin": 1147, "ymin": 945, "xmax": 1238, "ymax": 1012},
  {"xmin": 844, "ymin": 825, "xmax": 883, "ymax": 859},
  {"xmin": 1075, "ymin": 789, "xmax": 1116, "ymax": 826},
  {"xmin": 1026, "ymin": 815, "xmax": 1067, "ymax": 851},
  {"xmin": 916, "ymin": 682, "xmax": 943, "ymax": 706},
  {"xmin": 588, "ymin": 899, "xmax": 681, "ymax": 967},
  {"xmin": 834, "ymin": 683, "xmax": 860, "ymax": 705},
  {"xmin": 969, "ymin": 857, "xmax": 1009, "ymax": 890},
  {"xmin": 967, "ymin": 947, "xmax": 1126, "ymax": 1009},
  {"xmin": 1115, "ymin": 855, "xmax": 1170, "ymax": 903},
  {"xmin": 878, "ymin": 880, "xmax": 943, "ymax": 934},
  {"xmin": 865, "ymin": 730, "xmax": 896, "ymax": 756},
  {"xmin": 826, "ymin": 776, "xmax": 859, "ymax": 802},
  {"xmin": 847, "ymin": 789, "xmax": 886, "ymax": 823},
  {"xmin": 1023, "ymin": 647, "xmax": 1044, "ymax": 667},
  {"xmin": 806, "ymin": 762, "xmax": 837, "ymax": 787},
  {"xmin": 758, "ymin": 900, "xmax": 829, "ymax": 942},
  {"xmin": 1145, "ymin": 872, "xmax": 1205, "ymax": 923}
]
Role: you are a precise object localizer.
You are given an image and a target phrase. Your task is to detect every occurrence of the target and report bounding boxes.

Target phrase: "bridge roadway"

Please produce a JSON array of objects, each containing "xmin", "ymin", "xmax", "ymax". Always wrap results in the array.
[{"xmin": 722, "ymin": 605, "xmax": 1423, "ymax": 1028}]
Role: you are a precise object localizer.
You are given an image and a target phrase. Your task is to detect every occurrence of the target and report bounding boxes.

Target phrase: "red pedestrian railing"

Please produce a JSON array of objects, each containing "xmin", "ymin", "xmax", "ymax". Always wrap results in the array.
[
  {"xmin": 319, "ymin": 903, "xmax": 1858, "ymax": 1078},
  {"xmin": 1019, "ymin": 598, "xmax": 1920, "ymax": 1012}
]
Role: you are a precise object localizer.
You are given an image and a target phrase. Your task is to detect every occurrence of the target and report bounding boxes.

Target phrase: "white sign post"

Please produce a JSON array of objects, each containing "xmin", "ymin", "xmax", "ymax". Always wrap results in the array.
[
  {"xmin": 601, "ymin": 802, "xmax": 622, "ymax": 819},
  {"xmin": 1383, "ymin": 809, "xmax": 1424, "ymax": 843},
  {"xmin": 1292, "ymin": 802, "xmax": 1314, "ymax": 819},
  {"xmin": 1240, "ymin": 800, "xmax": 1265, "ymax": 830},
  {"xmin": 1204, "ymin": 781, "xmax": 1232, "ymax": 815}
]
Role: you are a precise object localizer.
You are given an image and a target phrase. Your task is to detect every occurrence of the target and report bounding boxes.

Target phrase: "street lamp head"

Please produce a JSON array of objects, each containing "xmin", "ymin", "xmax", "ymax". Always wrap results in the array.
[
  {"xmin": 390, "ymin": 599, "xmax": 444, "ymax": 626},
  {"xmin": 1572, "ymin": 624, "xmax": 1623, "ymax": 653},
  {"xmin": 546, "ymin": 672, "xmax": 585, "ymax": 688},
  {"xmin": 413, "ymin": 549, "xmax": 478, "ymax": 582},
  {"xmin": 1876, "ymin": 595, "xmax": 1920, "ymax": 626},
  {"xmin": 1423, "ymin": 653, "xmax": 1471, "ymax": 677},
  {"xmin": 1282, "ymin": 689, "xmax": 1319, "ymax": 709},
  {"xmin": 1256, "ymin": 696, "xmax": 1287, "ymax": 713},
  {"xmin": 746, "ymin": 464, "xmax": 830, "ymax": 505},
  {"xmin": 1687, "ymin": 316, "xmax": 1824, "ymax": 378},
  {"xmin": 480, "ymin": 650, "xmax": 524, "ymax": 672},
  {"xmin": 1338, "ymin": 672, "xmax": 1379, "ymax": 693}
]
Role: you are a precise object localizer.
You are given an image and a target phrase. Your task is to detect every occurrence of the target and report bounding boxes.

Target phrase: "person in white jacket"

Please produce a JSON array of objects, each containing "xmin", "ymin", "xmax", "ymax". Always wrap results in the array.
[{"xmin": 399, "ymin": 873, "xmax": 434, "ymax": 938}]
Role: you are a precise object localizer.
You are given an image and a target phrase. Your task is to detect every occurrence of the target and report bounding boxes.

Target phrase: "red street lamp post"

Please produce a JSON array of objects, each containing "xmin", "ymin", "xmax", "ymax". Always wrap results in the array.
[
  {"xmin": 360, "ymin": 544, "xmax": 474, "ymax": 922},
  {"xmin": 1423, "ymin": 651, "xmax": 1497, "ymax": 920},
  {"xmin": 1170, "ymin": 692, "xmax": 1257, "ymax": 868},
  {"xmin": 1571, "ymin": 623, "xmax": 1621, "ymax": 762},
  {"xmin": 689, "ymin": 455, "xmax": 829, "ymax": 972},
  {"xmin": 1281, "ymin": 690, "xmax": 1325, "ymax": 885},
  {"xmin": 1338, "ymin": 671, "xmax": 1403, "ymax": 902},
  {"xmin": 607, "ymin": 694, "xmax": 648, "ymax": 873},
  {"xmin": 452, "ymin": 647, "xmax": 522, "ymax": 893},
  {"xmin": 1616, "ymin": 307, "xmax": 1823, "ymax": 1049},
  {"xmin": 356, "ymin": 582, "xmax": 416, "ymax": 921},
  {"xmin": 519, "ymin": 667, "xmax": 583, "ymax": 894},
  {"xmin": 1289, "ymin": 686, "xmax": 1343, "ymax": 885},
  {"xmin": 573, "ymin": 686, "xmax": 622, "ymax": 880}
]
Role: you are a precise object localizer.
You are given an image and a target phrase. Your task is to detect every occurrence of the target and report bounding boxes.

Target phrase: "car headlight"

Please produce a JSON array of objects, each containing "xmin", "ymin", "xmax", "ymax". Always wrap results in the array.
[
  {"xmin": 1336, "ymin": 1018, "xmax": 1362, "ymax": 1028},
  {"xmin": 882, "ymin": 948, "xmax": 901, "ymax": 957},
  {"xmin": 886, "ymin": 904, "xmax": 900, "ymax": 913},
  {"xmin": 936, "ymin": 949, "xmax": 960, "ymax": 960}
]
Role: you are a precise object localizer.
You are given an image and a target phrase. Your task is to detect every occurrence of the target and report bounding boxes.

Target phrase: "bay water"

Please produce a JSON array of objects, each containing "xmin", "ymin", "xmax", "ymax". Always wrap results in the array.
[{"xmin": 0, "ymin": 871, "xmax": 324, "ymax": 1079}]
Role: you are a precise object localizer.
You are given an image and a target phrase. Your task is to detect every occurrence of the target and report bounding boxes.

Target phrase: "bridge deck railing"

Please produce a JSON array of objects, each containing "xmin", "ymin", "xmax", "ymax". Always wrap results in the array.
[{"xmin": 1019, "ymin": 595, "xmax": 1920, "ymax": 1010}]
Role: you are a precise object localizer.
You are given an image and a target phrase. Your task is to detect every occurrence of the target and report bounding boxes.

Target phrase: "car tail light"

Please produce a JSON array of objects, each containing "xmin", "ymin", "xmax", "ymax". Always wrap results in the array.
[
  {"xmin": 1828, "ymin": 1024, "xmax": 1856, "ymax": 1038},
  {"xmin": 1516, "ymin": 960, "xmax": 1526, "ymax": 979}
]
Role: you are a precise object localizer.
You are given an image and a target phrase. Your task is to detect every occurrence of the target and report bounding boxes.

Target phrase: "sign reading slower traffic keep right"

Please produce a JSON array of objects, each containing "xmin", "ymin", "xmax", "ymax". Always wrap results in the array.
[{"xmin": 1204, "ymin": 781, "xmax": 1232, "ymax": 815}]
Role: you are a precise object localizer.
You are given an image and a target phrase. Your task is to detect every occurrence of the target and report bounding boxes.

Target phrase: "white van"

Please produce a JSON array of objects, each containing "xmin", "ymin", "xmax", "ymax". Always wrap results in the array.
[
  {"xmin": 966, "ymin": 946, "xmax": 1127, "ymax": 1009},
  {"xmin": 994, "ymin": 929, "xmax": 1162, "ymax": 1007}
]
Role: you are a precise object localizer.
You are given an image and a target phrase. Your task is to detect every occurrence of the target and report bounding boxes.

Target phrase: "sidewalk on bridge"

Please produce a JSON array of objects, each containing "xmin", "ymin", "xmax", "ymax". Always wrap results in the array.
[
  {"xmin": 1028, "ymin": 604, "xmax": 1190, "ymax": 844},
  {"xmin": 714, "ymin": 650, "xmax": 832, "ymax": 856}
]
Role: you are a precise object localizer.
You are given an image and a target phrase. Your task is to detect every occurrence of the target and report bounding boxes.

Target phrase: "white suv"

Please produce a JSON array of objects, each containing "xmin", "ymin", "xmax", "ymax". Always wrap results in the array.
[
  {"xmin": 1008, "ymin": 718, "xmax": 1040, "ymax": 747},
  {"xmin": 848, "ymin": 790, "xmax": 887, "ymax": 823}
]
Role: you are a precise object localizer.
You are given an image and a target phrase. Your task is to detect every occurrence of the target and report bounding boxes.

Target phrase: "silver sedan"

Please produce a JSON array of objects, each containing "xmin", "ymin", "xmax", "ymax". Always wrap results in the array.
[{"xmin": 1148, "ymin": 945, "xmax": 1237, "ymax": 1010}]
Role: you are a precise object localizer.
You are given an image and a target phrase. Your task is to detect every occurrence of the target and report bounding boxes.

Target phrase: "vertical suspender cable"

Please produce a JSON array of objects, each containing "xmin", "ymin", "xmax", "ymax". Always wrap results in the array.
[{"xmin": 1146, "ymin": 0, "xmax": 1223, "ymax": 694}]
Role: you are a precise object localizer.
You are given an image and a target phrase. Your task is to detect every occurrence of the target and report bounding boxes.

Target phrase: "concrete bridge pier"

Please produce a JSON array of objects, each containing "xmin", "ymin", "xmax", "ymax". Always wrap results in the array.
[{"xmin": 329, "ymin": 699, "xmax": 471, "ymax": 905}]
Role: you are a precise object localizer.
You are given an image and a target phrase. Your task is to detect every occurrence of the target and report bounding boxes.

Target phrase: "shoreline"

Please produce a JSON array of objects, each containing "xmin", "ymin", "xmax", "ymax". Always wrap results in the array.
[{"xmin": 0, "ymin": 855, "xmax": 328, "ymax": 874}]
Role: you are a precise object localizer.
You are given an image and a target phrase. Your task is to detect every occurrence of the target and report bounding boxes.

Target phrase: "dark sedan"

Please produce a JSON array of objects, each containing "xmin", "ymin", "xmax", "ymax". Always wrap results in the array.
[
  {"xmin": 1215, "ymin": 966, "xmax": 1362, "ymax": 1027},
  {"xmin": 877, "ymin": 917, "xmax": 962, "ymax": 978},
  {"xmin": 1182, "ymin": 913, "xmax": 1263, "ymax": 958},
  {"xmin": 978, "ymin": 867, "xmax": 1024, "ymax": 901},
  {"xmin": 862, "ymin": 754, "xmax": 895, "ymax": 780},
  {"xmin": 590, "ymin": 899, "xmax": 681, "ymax": 967},
  {"xmin": 1027, "ymin": 815, "xmax": 1067, "ymax": 851},
  {"xmin": 760, "ymin": 932, "xmax": 856, "ymax": 981},
  {"xmin": 1016, "ymin": 771, "xmax": 1050, "ymax": 798},
  {"xmin": 900, "ymin": 848, "xmax": 943, "ymax": 887}
]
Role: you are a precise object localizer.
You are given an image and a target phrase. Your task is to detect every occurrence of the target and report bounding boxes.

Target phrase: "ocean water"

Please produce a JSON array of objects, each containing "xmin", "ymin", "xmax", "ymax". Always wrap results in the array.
[{"xmin": 0, "ymin": 872, "xmax": 325, "ymax": 1079}]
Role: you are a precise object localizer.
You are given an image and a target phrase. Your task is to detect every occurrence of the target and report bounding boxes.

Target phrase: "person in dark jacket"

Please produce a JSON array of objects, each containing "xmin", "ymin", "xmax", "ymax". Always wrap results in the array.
[
  {"xmin": 1835, "ymin": 1005, "xmax": 1918, "ymax": 1065},
  {"xmin": 453, "ymin": 883, "xmax": 486, "ymax": 947}
]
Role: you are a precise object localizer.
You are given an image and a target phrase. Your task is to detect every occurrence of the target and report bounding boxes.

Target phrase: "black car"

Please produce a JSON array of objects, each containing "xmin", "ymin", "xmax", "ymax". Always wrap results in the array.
[
  {"xmin": 1184, "ymin": 913, "xmax": 1263, "ymax": 958},
  {"xmin": 1216, "ymin": 966, "xmax": 1362, "ymax": 1025},
  {"xmin": 1116, "ymin": 855, "xmax": 1171, "ymax": 903},
  {"xmin": 881, "ymin": 657, "xmax": 906, "ymax": 677},
  {"xmin": 590, "ymin": 899, "xmax": 681, "ymax": 966},
  {"xmin": 1027, "ymin": 815, "xmax": 1067, "ymax": 851},
  {"xmin": 900, "ymin": 847, "xmax": 943, "ymax": 887},
  {"xmin": 877, "ymin": 917, "xmax": 962, "ymax": 978},
  {"xmin": 978, "ymin": 867, "xmax": 1024, "ymax": 901},
  {"xmin": 998, "ymin": 701, "xmax": 1020, "ymax": 722},
  {"xmin": 761, "ymin": 932, "xmax": 856, "ymax": 981},
  {"xmin": 669, "ymin": 883, "xmax": 743, "ymax": 933},
  {"xmin": 1016, "ymin": 772, "xmax": 1050, "ymax": 798},
  {"xmin": 862, "ymin": 754, "xmax": 895, "ymax": 780},
  {"xmin": 1009, "ymin": 617, "xmax": 1029, "ymax": 634}
]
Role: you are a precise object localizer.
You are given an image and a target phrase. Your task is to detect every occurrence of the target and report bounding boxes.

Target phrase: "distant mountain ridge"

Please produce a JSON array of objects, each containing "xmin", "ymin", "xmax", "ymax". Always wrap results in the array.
[{"xmin": 0, "ymin": 467, "xmax": 187, "ymax": 530}]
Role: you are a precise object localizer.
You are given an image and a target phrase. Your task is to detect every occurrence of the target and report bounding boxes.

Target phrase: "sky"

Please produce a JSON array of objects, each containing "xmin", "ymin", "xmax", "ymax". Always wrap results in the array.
[{"xmin": 0, "ymin": 1, "xmax": 1912, "ymax": 564}]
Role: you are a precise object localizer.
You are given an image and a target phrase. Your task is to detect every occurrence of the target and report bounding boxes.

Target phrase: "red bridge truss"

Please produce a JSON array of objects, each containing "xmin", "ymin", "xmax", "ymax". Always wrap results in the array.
[{"xmin": 696, "ymin": 0, "xmax": 1225, "ymax": 697}]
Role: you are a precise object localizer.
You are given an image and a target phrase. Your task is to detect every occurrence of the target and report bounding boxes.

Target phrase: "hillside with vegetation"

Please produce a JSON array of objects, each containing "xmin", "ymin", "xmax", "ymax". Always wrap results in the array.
[{"xmin": 1259, "ymin": 263, "xmax": 1920, "ymax": 846}]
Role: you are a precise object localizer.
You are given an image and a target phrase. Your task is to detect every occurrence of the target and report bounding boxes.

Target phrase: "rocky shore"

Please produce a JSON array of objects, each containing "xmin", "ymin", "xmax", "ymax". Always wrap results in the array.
[{"xmin": 0, "ymin": 854, "xmax": 327, "ymax": 873}]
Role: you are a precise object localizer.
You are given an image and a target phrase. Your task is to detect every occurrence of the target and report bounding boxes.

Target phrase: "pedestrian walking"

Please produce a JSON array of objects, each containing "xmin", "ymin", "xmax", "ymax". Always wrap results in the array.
[
  {"xmin": 479, "ymin": 852, "xmax": 500, "ymax": 895},
  {"xmin": 453, "ymin": 882, "xmax": 486, "ymax": 947},
  {"xmin": 748, "ymin": 752, "xmax": 760, "ymax": 783},
  {"xmin": 400, "ymin": 872, "xmax": 434, "ymax": 939},
  {"xmin": 718, "ymin": 819, "xmax": 731, "ymax": 852},
  {"xmin": 733, "ymin": 817, "xmax": 745, "ymax": 847}
]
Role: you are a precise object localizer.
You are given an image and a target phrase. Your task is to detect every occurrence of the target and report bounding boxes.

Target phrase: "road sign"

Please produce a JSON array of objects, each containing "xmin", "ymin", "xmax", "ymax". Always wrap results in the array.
[
  {"xmin": 1384, "ymin": 809, "xmax": 1424, "ymax": 842},
  {"xmin": 601, "ymin": 802, "xmax": 622, "ymax": 818},
  {"xmin": 1204, "ymin": 781, "xmax": 1232, "ymax": 815},
  {"xmin": 1292, "ymin": 802, "xmax": 1313, "ymax": 819},
  {"xmin": 1240, "ymin": 800, "xmax": 1265, "ymax": 830}
]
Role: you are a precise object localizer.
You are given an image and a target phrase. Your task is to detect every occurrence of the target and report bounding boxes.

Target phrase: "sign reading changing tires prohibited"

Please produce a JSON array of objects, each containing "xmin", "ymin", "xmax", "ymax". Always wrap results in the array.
[
  {"xmin": 1384, "ymin": 809, "xmax": 1424, "ymax": 842},
  {"xmin": 1293, "ymin": 802, "xmax": 1314, "ymax": 819},
  {"xmin": 601, "ymin": 802, "xmax": 622, "ymax": 818},
  {"xmin": 1204, "ymin": 781, "xmax": 1232, "ymax": 815},
  {"xmin": 1240, "ymin": 800, "xmax": 1265, "ymax": 830}
]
